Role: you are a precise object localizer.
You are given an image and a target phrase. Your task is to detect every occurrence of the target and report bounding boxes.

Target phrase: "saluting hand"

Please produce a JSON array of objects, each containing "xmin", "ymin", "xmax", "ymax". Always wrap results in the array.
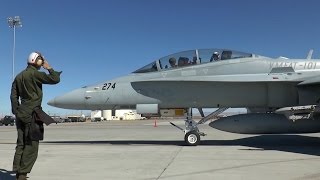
[{"xmin": 43, "ymin": 60, "xmax": 52, "ymax": 70}]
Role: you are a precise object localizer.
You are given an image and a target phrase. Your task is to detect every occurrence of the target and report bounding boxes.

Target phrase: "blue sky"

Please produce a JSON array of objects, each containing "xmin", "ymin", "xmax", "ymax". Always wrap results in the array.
[{"xmin": 0, "ymin": 0, "xmax": 320, "ymax": 116}]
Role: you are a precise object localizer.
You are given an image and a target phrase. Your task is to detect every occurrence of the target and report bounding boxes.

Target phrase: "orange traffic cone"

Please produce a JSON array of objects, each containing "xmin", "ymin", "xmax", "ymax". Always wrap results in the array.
[{"xmin": 154, "ymin": 119, "xmax": 157, "ymax": 127}]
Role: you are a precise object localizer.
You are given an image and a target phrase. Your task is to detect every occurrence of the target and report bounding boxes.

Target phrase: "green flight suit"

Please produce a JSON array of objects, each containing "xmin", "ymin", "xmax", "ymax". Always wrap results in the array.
[{"xmin": 10, "ymin": 65, "xmax": 61, "ymax": 174}]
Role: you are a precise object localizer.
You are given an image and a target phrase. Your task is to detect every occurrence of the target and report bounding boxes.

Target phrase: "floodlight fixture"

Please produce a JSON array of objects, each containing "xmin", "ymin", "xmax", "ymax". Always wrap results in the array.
[{"xmin": 7, "ymin": 16, "xmax": 22, "ymax": 82}]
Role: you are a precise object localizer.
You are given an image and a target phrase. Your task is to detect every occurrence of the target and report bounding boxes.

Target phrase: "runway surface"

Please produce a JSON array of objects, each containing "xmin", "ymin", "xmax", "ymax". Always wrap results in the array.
[{"xmin": 1, "ymin": 119, "xmax": 320, "ymax": 180}]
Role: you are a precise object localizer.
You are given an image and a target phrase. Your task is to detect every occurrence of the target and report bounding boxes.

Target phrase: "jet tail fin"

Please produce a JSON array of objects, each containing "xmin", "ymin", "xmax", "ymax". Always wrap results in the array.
[{"xmin": 307, "ymin": 49, "xmax": 313, "ymax": 59}]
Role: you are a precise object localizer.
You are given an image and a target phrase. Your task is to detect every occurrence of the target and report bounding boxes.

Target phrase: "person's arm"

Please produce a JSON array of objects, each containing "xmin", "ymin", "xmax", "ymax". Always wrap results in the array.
[
  {"xmin": 35, "ymin": 59, "xmax": 62, "ymax": 84},
  {"xmin": 10, "ymin": 80, "xmax": 20, "ymax": 115}
]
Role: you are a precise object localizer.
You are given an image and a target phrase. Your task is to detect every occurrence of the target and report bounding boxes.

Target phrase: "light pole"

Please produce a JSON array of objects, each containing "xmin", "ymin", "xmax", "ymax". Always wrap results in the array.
[{"xmin": 7, "ymin": 16, "xmax": 22, "ymax": 82}]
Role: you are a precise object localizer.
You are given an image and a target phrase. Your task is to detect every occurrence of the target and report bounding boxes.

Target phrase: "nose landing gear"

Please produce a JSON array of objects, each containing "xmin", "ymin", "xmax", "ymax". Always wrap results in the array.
[{"xmin": 170, "ymin": 107, "xmax": 229, "ymax": 146}]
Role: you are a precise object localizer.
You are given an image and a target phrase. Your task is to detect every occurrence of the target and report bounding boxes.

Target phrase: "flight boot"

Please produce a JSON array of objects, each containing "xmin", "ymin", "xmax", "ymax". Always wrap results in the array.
[{"xmin": 16, "ymin": 173, "xmax": 27, "ymax": 180}]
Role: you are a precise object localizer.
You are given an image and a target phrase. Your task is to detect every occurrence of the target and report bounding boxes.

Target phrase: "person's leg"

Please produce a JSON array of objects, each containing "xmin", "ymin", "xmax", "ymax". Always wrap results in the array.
[
  {"xmin": 13, "ymin": 119, "xmax": 24, "ymax": 173},
  {"xmin": 19, "ymin": 140, "xmax": 39, "ymax": 173}
]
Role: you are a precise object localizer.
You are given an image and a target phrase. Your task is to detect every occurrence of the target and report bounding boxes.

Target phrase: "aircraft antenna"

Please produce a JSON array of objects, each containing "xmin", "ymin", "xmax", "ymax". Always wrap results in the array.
[{"xmin": 307, "ymin": 49, "xmax": 313, "ymax": 59}]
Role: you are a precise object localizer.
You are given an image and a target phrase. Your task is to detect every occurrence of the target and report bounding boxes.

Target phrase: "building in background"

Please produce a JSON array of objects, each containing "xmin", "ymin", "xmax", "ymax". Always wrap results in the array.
[{"xmin": 91, "ymin": 109, "xmax": 143, "ymax": 121}]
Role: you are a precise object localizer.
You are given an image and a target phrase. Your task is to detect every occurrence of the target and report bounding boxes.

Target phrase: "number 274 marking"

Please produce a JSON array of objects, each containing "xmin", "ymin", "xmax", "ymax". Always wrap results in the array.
[{"xmin": 102, "ymin": 83, "xmax": 116, "ymax": 90}]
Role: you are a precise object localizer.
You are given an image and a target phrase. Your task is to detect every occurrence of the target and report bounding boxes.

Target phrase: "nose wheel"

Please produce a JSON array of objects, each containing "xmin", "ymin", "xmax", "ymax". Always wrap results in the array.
[{"xmin": 184, "ymin": 131, "xmax": 200, "ymax": 146}]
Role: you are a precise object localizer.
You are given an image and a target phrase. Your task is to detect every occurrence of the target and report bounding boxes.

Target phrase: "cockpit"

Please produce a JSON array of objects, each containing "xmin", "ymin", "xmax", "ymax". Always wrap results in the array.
[{"xmin": 133, "ymin": 49, "xmax": 257, "ymax": 73}]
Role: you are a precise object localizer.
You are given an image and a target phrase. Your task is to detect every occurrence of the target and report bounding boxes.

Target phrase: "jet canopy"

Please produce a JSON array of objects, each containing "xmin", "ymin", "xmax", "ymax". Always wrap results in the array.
[{"xmin": 133, "ymin": 49, "xmax": 256, "ymax": 73}]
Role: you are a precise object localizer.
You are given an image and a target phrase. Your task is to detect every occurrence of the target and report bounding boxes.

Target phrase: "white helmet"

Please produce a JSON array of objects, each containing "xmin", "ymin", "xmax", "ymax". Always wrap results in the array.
[{"xmin": 27, "ymin": 52, "xmax": 41, "ymax": 64}]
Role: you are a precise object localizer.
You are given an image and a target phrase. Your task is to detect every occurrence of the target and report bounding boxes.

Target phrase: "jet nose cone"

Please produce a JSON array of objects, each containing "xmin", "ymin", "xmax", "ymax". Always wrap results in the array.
[
  {"xmin": 47, "ymin": 98, "xmax": 56, "ymax": 107},
  {"xmin": 47, "ymin": 88, "xmax": 86, "ymax": 109}
]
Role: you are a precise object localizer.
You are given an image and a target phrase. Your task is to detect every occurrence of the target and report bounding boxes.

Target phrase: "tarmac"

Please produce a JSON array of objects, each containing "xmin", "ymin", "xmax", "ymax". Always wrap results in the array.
[{"xmin": 1, "ymin": 119, "xmax": 320, "ymax": 180}]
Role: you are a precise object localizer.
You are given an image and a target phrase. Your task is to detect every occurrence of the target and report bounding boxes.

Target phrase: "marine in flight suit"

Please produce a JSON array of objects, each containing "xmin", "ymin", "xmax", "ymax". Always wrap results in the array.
[{"xmin": 10, "ymin": 52, "xmax": 61, "ymax": 180}]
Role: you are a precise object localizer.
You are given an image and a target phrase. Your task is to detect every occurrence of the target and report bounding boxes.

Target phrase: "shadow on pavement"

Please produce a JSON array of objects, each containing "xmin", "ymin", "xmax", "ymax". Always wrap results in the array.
[
  {"xmin": 43, "ymin": 134, "xmax": 320, "ymax": 156},
  {"xmin": 0, "ymin": 169, "xmax": 16, "ymax": 180}
]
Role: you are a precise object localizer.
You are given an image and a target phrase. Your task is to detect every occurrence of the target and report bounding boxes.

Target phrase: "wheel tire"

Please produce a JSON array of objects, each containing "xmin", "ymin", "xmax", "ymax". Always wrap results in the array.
[{"xmin": 184, "ymin": 131, "xmax": 200, "ymax": 146}]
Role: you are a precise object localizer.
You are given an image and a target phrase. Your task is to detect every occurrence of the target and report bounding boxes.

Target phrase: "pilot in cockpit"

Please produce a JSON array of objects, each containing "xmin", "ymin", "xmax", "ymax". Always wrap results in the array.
[
  {"xmin": 192, "ymin": 56, "xmax": 197, "ymax": 64},
  {"xmin": 210, "ymin": 52, "xmax": 220, "ymax": 62},
  {"xmin": 169, "ymin": 57, "xmax": 177, "ymax": 68}
]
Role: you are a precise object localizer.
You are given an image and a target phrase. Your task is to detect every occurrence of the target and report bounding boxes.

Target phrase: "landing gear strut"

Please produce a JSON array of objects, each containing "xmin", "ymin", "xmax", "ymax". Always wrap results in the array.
[{"xmin": 170, "ymin": 107, "xmax": 229, "ymax": 146}]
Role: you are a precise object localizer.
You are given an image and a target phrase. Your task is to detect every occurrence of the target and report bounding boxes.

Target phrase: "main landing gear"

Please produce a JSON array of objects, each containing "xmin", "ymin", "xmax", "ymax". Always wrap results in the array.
[{"xmin": 170, "ymin": 107, "xmax": 229, "ymax": 146}]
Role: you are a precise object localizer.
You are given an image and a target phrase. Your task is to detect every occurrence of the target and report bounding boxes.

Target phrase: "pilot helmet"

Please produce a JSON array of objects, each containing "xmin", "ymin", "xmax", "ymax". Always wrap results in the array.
[
  {"xmin": 27, "ymin": 52, "xmax": 41, "ymax": 64},
  {"xmin": 213, "ymin": 51, "xmax": 220, "ymax": 58},
  {"xmin": 169, "ymin": 57, "xmax": 176, "ymax": 63}
]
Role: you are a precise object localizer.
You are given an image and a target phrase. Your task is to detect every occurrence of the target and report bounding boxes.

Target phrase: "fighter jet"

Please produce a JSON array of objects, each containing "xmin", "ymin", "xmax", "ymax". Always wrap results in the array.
[{"xmin": 48, "ymin": 48, "xmax": 320, "ymax": 145}]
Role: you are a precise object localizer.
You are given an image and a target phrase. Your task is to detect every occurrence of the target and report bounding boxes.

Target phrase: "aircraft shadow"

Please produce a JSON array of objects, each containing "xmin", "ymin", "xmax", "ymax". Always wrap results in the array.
[
  {"xmin": 43, "ymin": 134, "xmax": 320, "ymax": 156},
  {"xmin": 0, "ymin": 169, "xmax": 16, "ymax": 180},
  {"xmin": 203, "ymin": 134, "xmax": 320, "ymax": 156}
]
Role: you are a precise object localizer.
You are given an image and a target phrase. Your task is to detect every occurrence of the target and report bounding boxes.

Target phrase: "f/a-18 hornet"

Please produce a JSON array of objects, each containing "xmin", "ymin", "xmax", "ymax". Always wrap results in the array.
[{"xmin": 48, "ymin": 48, "xmax": 320, "ymax": 145}]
